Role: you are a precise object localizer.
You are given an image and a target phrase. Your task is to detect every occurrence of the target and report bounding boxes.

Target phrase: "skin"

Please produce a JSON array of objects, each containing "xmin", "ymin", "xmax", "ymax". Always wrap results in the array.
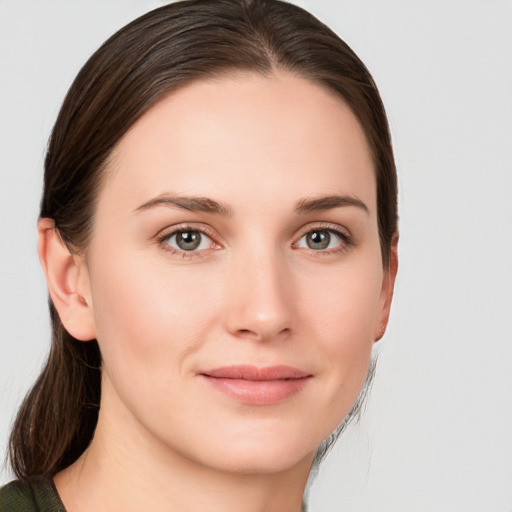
[{"xmin": 39, "ymin": 71, "xmax": 397, "ymax": 512}]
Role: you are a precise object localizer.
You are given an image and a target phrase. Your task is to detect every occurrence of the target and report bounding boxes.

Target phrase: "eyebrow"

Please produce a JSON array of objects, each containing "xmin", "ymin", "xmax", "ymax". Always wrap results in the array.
[
  {"xmin": 134, "ymin": 193, "xmax": 368, "ymax": 216},
  {"xmin": 294, "ymin": 195, "xmax": 369, "ymax": 214},
  {"xmin": 134, "ymin": 194, "xmax": 232, "ymax": 216}
]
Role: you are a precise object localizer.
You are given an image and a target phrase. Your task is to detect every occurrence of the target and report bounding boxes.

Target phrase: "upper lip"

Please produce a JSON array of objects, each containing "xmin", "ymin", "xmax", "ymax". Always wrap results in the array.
[{"xmin": 200, "ymin": 365, "xmax": 311, "ymax": 381}]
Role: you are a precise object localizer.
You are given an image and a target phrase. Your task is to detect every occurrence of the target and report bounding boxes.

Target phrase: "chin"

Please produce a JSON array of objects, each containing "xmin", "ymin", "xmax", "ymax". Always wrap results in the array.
[
  {"xmin": 189, "ymin": 427, "xmax": 319, "ymax": 475},
  {"xmin": 211, "ymin": 447, "xmax": 314, "ymax": 476}
]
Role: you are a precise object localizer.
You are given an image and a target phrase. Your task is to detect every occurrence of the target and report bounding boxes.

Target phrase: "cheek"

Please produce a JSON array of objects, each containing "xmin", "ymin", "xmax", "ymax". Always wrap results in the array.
[
  {"xmin": 299, "ymin": 255, "xmax": 383, "ymax": 340},
  {"xmin": 87, "ymin": 250, "xmax": 223, "ymax": 386},
  {"xmin": 297, "ymin": 256, "xmax": 383, "ymax": 400}
]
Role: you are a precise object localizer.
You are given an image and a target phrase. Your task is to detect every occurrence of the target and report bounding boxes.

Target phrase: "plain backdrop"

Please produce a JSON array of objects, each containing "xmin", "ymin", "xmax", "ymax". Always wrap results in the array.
[{"xmin": 1, "ymin": 1, "xmax": 511, "ymax": 511}]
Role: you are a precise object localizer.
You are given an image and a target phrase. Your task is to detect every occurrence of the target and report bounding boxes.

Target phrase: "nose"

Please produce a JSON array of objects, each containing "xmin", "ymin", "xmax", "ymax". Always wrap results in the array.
[{"xmin": 223, "ymin": 249, "xmax": 294, "ymax": 342}]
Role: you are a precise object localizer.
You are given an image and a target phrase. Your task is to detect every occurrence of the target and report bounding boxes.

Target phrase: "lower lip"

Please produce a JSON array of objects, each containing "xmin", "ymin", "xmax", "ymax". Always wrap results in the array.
[{"xmin": 201, "ymin": 376, "xmax": 311, "ymax": 405}]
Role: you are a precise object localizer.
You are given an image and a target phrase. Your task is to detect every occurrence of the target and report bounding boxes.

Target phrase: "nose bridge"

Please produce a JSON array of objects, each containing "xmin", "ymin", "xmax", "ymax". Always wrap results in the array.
[{"xmin": 224, "ymin": 240, "xmax": 294, "ymax": 341}]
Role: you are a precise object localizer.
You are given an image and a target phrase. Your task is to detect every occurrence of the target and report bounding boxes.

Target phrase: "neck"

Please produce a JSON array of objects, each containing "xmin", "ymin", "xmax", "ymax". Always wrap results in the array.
[{"xmin": 54, "ymin": 380, "xmax": 313, "ymax": 512}]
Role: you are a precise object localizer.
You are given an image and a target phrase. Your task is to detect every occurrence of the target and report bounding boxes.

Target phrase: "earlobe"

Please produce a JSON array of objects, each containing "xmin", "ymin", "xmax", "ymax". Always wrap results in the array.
[
  {"xmin": 37, "ymin": 218, "xmax": 96, "ymax": 341},
  {"xmin": 374, "ymin": 232, "xmax": 399, "ymax": 342}
]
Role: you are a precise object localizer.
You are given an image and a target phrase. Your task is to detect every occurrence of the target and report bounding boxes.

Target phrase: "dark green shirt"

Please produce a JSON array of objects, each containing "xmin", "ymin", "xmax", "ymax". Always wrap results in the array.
[
  {"xmin": 0, "ymin": 478, "xmax": 308, "ymax": 511},
  {"xmin": 0, "ymin": 478, "xmax": 66, "ymax": 512}
]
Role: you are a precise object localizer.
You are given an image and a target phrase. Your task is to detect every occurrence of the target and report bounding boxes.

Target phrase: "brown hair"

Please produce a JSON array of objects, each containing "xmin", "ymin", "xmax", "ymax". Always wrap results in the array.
[{"xmin": 9, "ymin": 0, "xmax": 397, "ymax": 480}]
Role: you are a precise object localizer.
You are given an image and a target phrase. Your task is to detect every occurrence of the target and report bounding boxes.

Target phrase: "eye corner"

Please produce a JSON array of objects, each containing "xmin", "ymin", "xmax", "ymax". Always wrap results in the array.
[
  {"xmin": 156, "ymin": 223, "xmax": 222, "ymax": 258},
  {"xmin": 293, "ymin": 224, "xmax": 354, "ymax": 255}
]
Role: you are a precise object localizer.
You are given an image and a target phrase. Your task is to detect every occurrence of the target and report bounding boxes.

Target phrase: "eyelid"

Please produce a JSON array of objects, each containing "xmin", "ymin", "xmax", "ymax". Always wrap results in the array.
[
  {"xmin": 292, "ymin": 222, "xmax": 353, "ymax": 253},
  {"xmin": 293, "ymin": 222, "xmax": 351, "ymax": 241},
  {"xmin": 153, "ymin": 221, "xmax": 353, "ymax": 257},
  {"xmin": 155, "ymin": 223, "xmax": 222, "ymax": 256}
]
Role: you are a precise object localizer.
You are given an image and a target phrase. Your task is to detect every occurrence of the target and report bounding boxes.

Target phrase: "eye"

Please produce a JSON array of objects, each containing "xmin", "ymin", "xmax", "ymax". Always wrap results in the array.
[
  {"xmin": 295, "ymin": 228, "xmax": 346, "ymax": 252},
  {"xmin": 163, "ymin": 229, "xmax": 214, "ymax": 252}
]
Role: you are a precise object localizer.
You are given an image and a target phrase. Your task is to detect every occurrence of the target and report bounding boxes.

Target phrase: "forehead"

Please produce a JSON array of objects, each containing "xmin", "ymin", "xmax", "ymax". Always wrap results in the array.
[{"xmin": 102, "ymin": 71, "xmax": 376, "ymax": 216}]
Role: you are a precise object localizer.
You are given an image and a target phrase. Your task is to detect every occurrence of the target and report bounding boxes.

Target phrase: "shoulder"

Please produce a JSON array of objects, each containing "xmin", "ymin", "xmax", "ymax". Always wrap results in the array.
[
  {"xmin": 0, "ymin": 480, "xmax": 38, "ymax": 512},
  {"xmin": 0, "ymin": 478, "xmax": 66, "ymax": 512}
]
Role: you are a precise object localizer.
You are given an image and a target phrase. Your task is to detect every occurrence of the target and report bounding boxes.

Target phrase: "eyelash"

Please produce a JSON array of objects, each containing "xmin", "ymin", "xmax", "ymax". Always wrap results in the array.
[
  {"xmin": 293, "ymin": 223, "xmax": 353, "ymax": 256},
  {"xmin": 155, "ymin": 223, "xmax": 353, "ymax": 258},
  {"xmin": 156, "ymin": 223, "xmax": 219, "ymax": 259}
]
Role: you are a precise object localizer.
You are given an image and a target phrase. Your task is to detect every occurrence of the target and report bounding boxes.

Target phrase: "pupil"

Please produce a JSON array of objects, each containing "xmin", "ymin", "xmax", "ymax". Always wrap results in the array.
[
  {"xmin": 177, "ymin": 231, "xmax": 201, "ymax": 250},
  {"xmin": 307, "ymin": 230, "xmax": 330, "ymax": 250}
]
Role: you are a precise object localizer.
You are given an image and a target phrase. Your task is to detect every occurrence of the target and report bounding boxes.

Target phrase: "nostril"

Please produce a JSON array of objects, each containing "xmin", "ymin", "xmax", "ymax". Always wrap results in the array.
[{"xmin": 234, "ymin": 326, "xmax": 291, "ymax": 340}]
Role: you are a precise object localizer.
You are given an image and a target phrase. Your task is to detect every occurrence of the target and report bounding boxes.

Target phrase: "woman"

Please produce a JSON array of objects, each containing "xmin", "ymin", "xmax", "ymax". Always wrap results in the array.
[{"xmin": 0, "ymin": 0, "xmax": 398, "ymax": 510}]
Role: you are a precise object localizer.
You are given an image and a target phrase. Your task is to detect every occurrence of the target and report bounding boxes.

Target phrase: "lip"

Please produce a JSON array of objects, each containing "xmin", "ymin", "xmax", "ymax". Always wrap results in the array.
[{"xmin": 199, "ymin": 365, "xmax": 312, "ymax": 405}]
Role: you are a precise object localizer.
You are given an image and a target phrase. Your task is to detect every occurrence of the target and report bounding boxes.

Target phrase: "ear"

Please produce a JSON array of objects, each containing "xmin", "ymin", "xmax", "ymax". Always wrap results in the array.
[
  {"xmin": 374, "ymin": 231, "xmax": 399, "ymax": 342},
  {"xmin": 37, "ymin": 218, "xmax": 96, "ymax": 341}
]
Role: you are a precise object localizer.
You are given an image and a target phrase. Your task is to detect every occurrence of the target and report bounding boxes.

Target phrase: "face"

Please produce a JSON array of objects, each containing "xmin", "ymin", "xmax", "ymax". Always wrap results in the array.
[{"xmin": 78, "ymin": 72, "xmax": 395, "ymax": 474}]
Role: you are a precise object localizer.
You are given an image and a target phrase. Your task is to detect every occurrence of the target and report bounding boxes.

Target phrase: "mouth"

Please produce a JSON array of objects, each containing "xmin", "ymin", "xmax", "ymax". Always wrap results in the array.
[{"xmin": 199, "ymin": 365, "xmax": 313, "ymax": 405}]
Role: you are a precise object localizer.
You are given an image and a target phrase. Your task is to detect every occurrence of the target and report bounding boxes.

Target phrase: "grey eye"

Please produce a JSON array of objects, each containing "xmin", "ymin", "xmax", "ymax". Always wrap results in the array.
[
  {"xmin": 305, "ymin": 230, "xmax": 331, "ymax": 250},
  {"xmin": 176, "ymin": 231, "xmax": 201, "ymax": 250},
  {"xmin": 296, "ymin": 229, "xmax": 343, "ymax": 251},
  {"xmin": 166, "ymin": 230, "xmax": 211, "ymax": 251}
]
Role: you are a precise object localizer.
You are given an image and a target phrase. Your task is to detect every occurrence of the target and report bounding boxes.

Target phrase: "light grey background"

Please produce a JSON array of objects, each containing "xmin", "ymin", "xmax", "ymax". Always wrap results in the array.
[{"xmin": 1, "ymin": 1, "xmax": 511, "ymax": 511}]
